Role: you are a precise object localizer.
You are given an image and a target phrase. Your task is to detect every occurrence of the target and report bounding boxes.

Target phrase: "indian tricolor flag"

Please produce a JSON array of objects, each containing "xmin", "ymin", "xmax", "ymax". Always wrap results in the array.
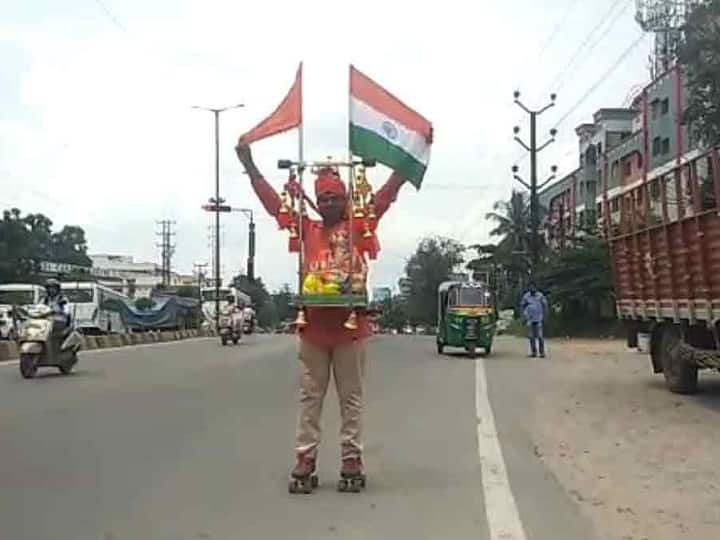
[{"xmin": 349, "ymin": 66, "xmax": 433, "ymax": 189}]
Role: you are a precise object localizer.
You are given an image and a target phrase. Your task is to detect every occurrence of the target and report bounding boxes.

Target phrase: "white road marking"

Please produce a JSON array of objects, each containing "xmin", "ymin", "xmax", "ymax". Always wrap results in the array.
[
  {"xmin": 0, "ymin": 337, "xmax": 214, "ymax": 368},
  {"xmin": 476, "ymin": 358, "xmax": 528, "ymax": 540}
]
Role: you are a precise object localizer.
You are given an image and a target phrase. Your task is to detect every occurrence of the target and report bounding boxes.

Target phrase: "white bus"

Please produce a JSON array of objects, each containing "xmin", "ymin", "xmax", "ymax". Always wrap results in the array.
[
  {"xmin": 201, "ymin": 286, "xmax": 252, "ymax": 326},
  {"xmin": 0, "ymin": 284, "xmax": 45, "ymax": 308},
  {"xmin": 61, "ymin": 281, "xmax": 129, "ymax": 335}
]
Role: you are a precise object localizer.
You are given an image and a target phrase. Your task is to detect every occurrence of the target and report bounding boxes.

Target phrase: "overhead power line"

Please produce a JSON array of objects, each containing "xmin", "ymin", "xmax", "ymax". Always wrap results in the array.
[
  {"xmin": 554, "ymin": 31, "xmax": 647, "ymax": 128},
  {"xmin": 93, "ymin": 0, "xmax": 127, "ymax": 32},
  {"xmin": 542, "ymin": 0, "xmax": 631, "ymax": 97},
  {"xmin": 536, "ymin": 0, "xmax": 583, "ymax": 61}
]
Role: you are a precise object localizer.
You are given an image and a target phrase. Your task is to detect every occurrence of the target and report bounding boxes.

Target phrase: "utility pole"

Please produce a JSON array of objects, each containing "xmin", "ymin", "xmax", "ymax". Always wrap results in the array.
[
  {"xmin": 511, "ymin": 90, "xmax": 558, "ymax": 278},
  {"xmin": 192, "ymin": 103, "xmax": 244, "ymax": 329},
  {"xmin": 155, "ymin": 220, "xmax": 176, "ymax": 287}
]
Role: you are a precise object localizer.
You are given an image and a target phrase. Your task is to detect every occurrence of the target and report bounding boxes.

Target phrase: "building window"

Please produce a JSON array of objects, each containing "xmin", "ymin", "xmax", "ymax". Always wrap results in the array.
[
  {"xmin": 651, "ymin": 99, "xmax": 660, "ymax": 120},
  {"xmin": 610, "ymin": 198, "xmax": 620, "ymax": 213},
  {"xmin": 652, "ymin": 137, "xmax": 661, "ymax": 156},
  {"xmin": 662, "ymin": 138, "xmax": 670, "ymax": 155},
  {"xmin": 623, "ymin": 159, "xmax": 632, "ymax": 178},
  {"xmin": 661, "ymin": 98, "xmax": 670, "ymax": 115}
]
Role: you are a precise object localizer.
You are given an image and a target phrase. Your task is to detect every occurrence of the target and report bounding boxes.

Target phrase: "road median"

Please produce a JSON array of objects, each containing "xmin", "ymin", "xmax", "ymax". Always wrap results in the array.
[{"xmin": 0, "ymin": 328, "xmax": 216, "ymax": 362}]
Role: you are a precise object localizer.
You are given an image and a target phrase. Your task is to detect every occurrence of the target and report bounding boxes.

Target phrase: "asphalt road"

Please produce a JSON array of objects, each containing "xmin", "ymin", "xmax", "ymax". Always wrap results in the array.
[{"xmin": 0, "ymin": 335, "xmax": 597, "ymax": 540}]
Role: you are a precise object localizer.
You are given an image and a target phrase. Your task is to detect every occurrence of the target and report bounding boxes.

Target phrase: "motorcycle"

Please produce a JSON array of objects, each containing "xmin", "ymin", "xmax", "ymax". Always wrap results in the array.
[
  {"xmin": 218, "ymin": 310, "xmax": 243, "ymax": 346},
  {"xmin": 17, "ymin": 304, "xmax": 82, "ymax": 379}
]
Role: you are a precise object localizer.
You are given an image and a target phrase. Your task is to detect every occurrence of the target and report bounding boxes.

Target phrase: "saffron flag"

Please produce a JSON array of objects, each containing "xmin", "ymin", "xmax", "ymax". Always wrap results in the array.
[
  {"xmin": 349, "ymin": 65, "xmax": 433, "ymax": 189},
  {"xmin": 239, "ymin": 63, "xmax": 302, "ymax": 144}
]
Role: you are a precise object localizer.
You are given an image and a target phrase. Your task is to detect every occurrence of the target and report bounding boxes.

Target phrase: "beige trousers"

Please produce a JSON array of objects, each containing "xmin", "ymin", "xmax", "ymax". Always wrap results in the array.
[{"xmin": 295, "ymin": 339, "xmax": 367, "ymax": 459}]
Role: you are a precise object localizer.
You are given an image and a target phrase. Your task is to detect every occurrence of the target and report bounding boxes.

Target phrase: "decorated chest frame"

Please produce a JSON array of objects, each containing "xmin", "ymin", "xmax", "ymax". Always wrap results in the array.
[{"xmin": 276, "ymin": 157, "xmax": 379, "ymax": 330}]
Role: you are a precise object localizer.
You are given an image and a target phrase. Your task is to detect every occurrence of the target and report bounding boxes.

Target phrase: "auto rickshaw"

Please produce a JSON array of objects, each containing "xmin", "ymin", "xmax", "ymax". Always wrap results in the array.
[{"xmin": 436, "ymin": 281, "xmax": 497, "ymax": 358}]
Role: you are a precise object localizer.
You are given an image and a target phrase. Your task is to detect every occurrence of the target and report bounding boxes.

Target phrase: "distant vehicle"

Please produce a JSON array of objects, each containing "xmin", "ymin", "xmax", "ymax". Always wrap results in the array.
[
  {"xmin": 62, "ymin": 282, "xmax": 129, "ymax": 335},
  {"xmin": 0, "ymin": 283, "xmax": 45, "ymax": 307},
  {"xmin": 0, "ymin": 307, "xmax": 18, "ymax": 340},
  {"xmin": 436, "ymin": 281, "xmax": 497, "ymax": 358},
  {"xmin": 201, "ymin": 286, "xmax": 252, "ymax": 327},
  {"xmin": 0, "ymin": 284, "xmax": 51, "ymax": 339}
]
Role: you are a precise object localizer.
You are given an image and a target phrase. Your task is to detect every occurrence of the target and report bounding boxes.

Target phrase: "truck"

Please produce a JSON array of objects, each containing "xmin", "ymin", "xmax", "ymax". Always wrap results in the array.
[{"xmin": 605, "ymin": 146, "xmax": 720, "ymax": 393}]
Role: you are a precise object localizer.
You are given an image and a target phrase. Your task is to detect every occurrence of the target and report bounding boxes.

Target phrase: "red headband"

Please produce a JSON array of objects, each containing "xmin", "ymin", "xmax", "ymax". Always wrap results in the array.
[{"xmin": 314, "ymin": 168, "xmax": 346, "ymax": 198}]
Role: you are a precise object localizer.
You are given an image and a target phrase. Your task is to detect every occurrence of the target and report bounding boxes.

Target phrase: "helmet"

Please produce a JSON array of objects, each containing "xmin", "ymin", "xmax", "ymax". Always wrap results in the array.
[{"xmin": 45, "ymin": 278, "xmax": 61, "ymax": 296}]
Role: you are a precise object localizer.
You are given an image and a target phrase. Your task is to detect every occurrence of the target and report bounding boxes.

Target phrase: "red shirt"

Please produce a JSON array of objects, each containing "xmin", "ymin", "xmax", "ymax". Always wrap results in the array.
[{"xmin": 249, "ymin": 171, "xmax": 404, "ymax": 349}]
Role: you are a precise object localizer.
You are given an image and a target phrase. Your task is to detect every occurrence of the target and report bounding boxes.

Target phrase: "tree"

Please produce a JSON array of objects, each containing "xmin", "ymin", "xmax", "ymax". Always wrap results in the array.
[
  {"xmin": 404, "ymin": 236, "xmax": 465, "ymax": 325},
  {"xmin": 0, "ymin": 208, "xmax": 92, "ymax": 283},
  {"xmin": 537, "ymin": 236, "xmax": 613, "ymax": 322},
  {"xmin": 678, "ymin": 0, "xmax": 720, "ymax": 146},
  {"xmin": 377, "ymin": 295, "xmax": 408, "ymax": 331},
  {"xmin": 272, "ymin": 284, "xmax": 294, "ymax": 324},
  {"xmin": 232, "ymin": 274, "xmax": 273, "ymax": 327}
]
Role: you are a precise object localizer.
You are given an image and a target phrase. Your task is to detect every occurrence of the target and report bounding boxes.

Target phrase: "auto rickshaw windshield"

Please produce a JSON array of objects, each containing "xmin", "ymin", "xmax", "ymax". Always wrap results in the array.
[{"xmin": 449, "ymin": 286, "xmax": 491, "ymax": 307}]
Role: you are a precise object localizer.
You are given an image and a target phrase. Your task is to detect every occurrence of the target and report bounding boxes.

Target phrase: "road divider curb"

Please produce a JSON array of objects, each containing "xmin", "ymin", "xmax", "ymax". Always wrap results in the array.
[{"xmin": 1, "ymin": 327, "xmax": 210, "ymax": 362}]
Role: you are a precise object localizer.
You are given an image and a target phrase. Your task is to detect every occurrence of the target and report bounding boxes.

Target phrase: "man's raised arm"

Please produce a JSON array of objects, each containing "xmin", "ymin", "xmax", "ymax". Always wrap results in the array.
[
  {"xmin": 373, "ymin": 172, "xmax": 405, "ymax": 220},
  {"xmin": 235, "ymin": 142, "xmax": 281, "ymax": 217}
]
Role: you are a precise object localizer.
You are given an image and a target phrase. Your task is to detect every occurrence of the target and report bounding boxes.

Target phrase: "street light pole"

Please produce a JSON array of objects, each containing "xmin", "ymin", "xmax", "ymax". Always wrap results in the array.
[
  {"xmin": 235, "ymin": 208, "xmax": 255, "ymax": 282},
  {"xmin": 192, "ymin": 103, "xmax": 244, "ymax": 328}
]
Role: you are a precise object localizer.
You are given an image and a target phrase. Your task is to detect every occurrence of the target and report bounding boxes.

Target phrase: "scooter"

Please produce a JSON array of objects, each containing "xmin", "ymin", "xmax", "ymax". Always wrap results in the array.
[
  {"xmin": 17, "ymin": 304, "xmax": 82, "ymax": 379},
  {"xmin": 218, "ymin": 311, "xmax": 243, "ymax": 346}
]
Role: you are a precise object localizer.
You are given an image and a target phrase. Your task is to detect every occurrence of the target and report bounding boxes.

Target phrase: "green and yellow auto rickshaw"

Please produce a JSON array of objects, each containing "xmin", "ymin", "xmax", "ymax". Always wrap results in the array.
[{"xmin": 436, "ymin": 281, "xmax": 497, "ymax": 358}]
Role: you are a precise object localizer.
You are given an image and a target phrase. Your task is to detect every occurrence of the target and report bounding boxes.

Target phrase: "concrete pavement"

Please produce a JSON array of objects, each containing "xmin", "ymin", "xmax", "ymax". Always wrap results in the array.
[{"xmin": 0, "ymin": 335, "xmax": 596, "ymax": 540}]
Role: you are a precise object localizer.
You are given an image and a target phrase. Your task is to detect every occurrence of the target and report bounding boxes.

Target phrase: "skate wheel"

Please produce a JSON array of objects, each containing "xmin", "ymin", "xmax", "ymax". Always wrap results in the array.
[
  {"xmin": 311, "ymin": 475, "xmax": 319, "ymax": 489},
  {"xmin": 289, "ymin": 478, "xmax": 314, "ymax": 495},
  {"xmin": 358, "ymin": 475, "xmax": 367, "ymax": 488},
  {"xmin": 350, "ymin": 478, "xmax": 363, "ymax": 493},
  {"xmin": 337, "ymin": 479, "xmax": 349, "ymax": 492}
]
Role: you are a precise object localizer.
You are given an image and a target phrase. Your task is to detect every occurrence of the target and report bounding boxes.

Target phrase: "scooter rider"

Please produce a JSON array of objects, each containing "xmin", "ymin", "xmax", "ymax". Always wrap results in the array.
[{"xmin": 41, "ymin": 278, "xmax": 71, "ymax": 328}]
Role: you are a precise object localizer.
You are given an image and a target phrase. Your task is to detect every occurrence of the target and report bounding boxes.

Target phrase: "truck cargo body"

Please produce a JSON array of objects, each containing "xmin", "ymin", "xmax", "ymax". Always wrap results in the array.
[{"xmin": 605, "ymin": 147, "xmax": 720, "ymax": 393}]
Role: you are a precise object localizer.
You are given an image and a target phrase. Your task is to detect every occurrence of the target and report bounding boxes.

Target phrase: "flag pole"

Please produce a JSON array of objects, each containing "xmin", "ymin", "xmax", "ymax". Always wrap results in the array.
[
  {"xmin": 347, "ymin": 64, "xmax": 355, "ymax": 310},
  {"xmin": 297, "ymin": 62, "xmax": 305, "ymax": 303}
]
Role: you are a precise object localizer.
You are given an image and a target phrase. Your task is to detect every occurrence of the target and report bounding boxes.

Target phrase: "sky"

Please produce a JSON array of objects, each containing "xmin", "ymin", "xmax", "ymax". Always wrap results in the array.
[{"xmin": 1, "ymin": 0, "xmax": 655, "ymax": 292}]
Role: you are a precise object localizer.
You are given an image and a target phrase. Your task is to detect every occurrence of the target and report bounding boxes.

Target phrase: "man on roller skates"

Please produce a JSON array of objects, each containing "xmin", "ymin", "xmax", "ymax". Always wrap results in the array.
[{"xmin": 235, "ymin": 141, "xmax": 405, "ymax": 493}]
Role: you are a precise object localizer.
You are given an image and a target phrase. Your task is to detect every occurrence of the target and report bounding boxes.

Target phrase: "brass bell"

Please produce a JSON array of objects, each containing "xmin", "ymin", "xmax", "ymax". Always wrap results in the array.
[
  {"xmin": 362, "ymin": 222, "xmax": 373, "ymax": 239},
  {"xmin": 279, "ymin": 191, "xmax": 290, "ymax": 214},
  {"xmin": 353, "ymin": 192, "xmax": 365, "ymax": 218},
  {"xmin": 344, "ymin": 309, "xmax": 358, "ymax": 331},
  {"xmin": 295, "ymin": 307, "xmax": 308, "ymax": 329},
  {"xmin": 367, "ymin": 195, "xmax": 377, "ymax": 220}
]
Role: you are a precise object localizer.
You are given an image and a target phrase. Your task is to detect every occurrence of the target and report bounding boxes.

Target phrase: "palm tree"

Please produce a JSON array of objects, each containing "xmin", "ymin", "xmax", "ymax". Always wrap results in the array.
[{"xmin": 485, "ymin": 190, "xmax": 529, "ymax": 254}]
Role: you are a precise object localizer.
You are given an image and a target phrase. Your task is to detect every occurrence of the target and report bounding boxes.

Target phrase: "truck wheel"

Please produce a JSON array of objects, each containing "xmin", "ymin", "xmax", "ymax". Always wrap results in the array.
[
  {"xmin": 660, "ymin": 325, "xmax": 698, "ymax": 394},
  {"xmin": 436, "ymin": 341, "xmax": 444, "ymax": 355}
]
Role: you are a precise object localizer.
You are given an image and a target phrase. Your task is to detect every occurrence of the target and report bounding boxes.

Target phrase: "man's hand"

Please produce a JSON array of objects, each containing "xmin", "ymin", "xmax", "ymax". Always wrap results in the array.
[{"xmin": 235, "ymin": 140, "xmax": 253, "ymax": 166}]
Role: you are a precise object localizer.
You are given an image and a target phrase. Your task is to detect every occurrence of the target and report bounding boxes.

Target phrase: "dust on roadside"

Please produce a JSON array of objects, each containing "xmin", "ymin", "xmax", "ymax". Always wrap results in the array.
[{"xmin": 531, "ymin": 338, "xmax": 720, "ymax": 540}]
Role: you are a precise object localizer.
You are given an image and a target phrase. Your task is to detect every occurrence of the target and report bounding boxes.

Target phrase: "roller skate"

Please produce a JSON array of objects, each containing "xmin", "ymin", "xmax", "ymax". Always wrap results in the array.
[
  {"xmin": 337, "ymin": 456, "xmax": 366, "ymax": 493},
  {"xmin": 288, "ymin": 453, "xmax": 319, "ymax": 494}
]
